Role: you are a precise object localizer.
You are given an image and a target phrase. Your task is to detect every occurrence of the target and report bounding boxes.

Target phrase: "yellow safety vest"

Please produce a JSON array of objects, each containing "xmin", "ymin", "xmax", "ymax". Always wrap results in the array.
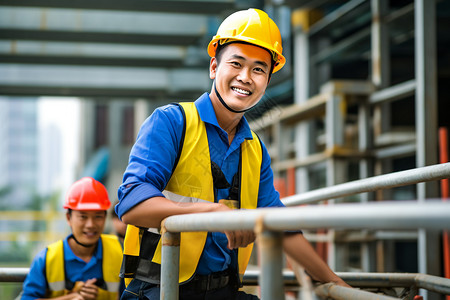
[
  {"xmin": 122, "ymin": 102, "xmax": 262, "ymax": 284},
  {"xmin": 45, "ymin": 234, "xmax": 122, "ymax": 299}
]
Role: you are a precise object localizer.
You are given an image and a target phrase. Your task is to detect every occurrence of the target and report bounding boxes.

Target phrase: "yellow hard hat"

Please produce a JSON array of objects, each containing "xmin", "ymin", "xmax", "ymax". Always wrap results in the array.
[{"xmin": 207, "ymin": 8, "xmax": 286, "ymax": 73}]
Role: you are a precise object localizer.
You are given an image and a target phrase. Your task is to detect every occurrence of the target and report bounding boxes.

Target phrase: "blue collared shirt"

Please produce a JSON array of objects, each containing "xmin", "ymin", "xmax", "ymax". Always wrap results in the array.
[
  {"xmin": 21, "ymin": 235, "xmax": 104, "ymax": 300},
  {"xmin": 116, "ymin": 93, "xmax": 284, "ymax": 274}
]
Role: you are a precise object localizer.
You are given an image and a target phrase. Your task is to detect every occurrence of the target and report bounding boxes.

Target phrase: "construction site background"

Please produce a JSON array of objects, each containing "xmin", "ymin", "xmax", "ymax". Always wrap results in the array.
[{"xmin": 0, "ymin": 0, "xmax": 449, "ymax": 299}]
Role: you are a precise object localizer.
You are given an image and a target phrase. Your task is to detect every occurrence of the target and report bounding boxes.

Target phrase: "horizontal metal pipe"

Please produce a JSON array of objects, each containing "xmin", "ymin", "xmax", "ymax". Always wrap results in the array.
[
  {"xmin": 244, "ymin": 270, "xmax": 450, "ymax": 294},
  {"xmin": 315, "ymin": 282, "xmax": 398, "ymax": 300},
  {"xmin": 243, "ymin": 270, "xmax": 299, "ymax": 286},
  {"xmin": 0, "ymin": 268, "xmax": 28, "ymax": 282},
  {"xmin": 413, "ymin": 274, "xmax": 450, "ymax": 295},
  {"xmin": 337, "ymin": 273, "xmax": 450, "ymax": 295},
  {"xmin": 282, "ymin": 163, "xmax": 450, "ymax": 206},
  {"xmin": 2, "ymin": 267, "xmax": 450, "ymax": 294},
  {"xmin": 369, "ymin": 79, "xmax": 416, "ymax": 104},
  {"xmin": 163, "ymin": 201, "xmax": 450, "ymax": 233}
]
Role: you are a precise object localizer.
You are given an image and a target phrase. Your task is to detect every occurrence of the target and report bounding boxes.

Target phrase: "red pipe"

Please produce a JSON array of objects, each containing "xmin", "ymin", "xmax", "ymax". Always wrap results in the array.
[
  {"xmin": 439, "ymin": 127, "xmax": 450, "ymax": 300},
  {"xmin": 440, "ymin": 128, "xmax": 450, "ymax": 199},
  {"xmin": 287, "ymin": 167, "xmax": 296, "ymax": 197}
]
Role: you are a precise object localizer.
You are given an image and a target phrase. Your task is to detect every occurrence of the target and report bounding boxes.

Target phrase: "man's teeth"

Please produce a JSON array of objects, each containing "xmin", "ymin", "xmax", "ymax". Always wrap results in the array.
[{"xmin": 232, "ymin": 87, "xmax": 250, "ymax": 95}]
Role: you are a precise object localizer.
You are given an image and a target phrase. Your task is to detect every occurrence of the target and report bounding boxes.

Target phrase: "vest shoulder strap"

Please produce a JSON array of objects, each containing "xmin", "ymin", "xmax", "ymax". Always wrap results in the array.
[
  {"xmin": 168, "ymin": 102, "xmax": 186, "ymax": 177},
  {"xmin": 100, "ymin": 234, "xmax": 123, "ymax": 293},
  {"xmin": 45, "ymin": 240, "xmax": 66, "ymax": 293}
]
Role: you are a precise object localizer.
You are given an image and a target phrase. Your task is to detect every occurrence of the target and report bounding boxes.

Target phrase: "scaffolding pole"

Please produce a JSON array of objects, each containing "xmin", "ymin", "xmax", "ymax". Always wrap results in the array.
[{"xmin": 282, "ymin": 163, "xmax": 450, "ymax": 206}]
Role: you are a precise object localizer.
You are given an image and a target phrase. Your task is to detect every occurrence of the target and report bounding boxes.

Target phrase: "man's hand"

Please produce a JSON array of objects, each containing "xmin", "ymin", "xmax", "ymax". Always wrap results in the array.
[
  {"xmin": 331, "ymin": 278, "xmax": 352, "ymax": 288},
  {"xmin": 54, "ymin": 293, "xmax": 84, "ymax": 300},
  {"xmin": 78, "ymin": 278, "xmax": 99, "ymax": 300},
  {"xmin": 224, "ymin": 230, "xmax": 256, "ymax": 249},
  {"xmin": 214, "ymin": 200, "xmax": 256, "ymax": 249}
]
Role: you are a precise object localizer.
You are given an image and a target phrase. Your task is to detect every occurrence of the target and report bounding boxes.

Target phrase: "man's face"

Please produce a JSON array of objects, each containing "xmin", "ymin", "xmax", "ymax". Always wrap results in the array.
[
  {"xmin": 67, "ymin": 210, "xmax": 106, "ymax": 246},
  {"xmin": 210, "ymin": 43, "xmax": 271, "ymax": 113}
]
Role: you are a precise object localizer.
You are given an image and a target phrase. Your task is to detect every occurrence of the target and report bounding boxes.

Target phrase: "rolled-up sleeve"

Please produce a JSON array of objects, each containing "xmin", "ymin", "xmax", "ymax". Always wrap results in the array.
[
  {"xmin": 116, "ymin": 104, "xmax": 184, "ymax": 219},
  {"xmin": 21, "ymin": 249, "xmax": 47, "ymax": 300}
]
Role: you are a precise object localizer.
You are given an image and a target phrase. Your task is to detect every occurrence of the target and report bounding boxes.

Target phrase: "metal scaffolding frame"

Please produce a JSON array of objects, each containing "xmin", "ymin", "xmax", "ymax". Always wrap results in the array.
[{"xmin": 250, "ymin": 3, "xmax": 447, "ymax": 300}]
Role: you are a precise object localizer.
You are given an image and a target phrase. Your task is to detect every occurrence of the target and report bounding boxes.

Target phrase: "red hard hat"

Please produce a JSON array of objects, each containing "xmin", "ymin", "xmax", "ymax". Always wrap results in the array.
[{"xmin": 64, "ymin": 177, "xmax": 111, "ymax": 211}]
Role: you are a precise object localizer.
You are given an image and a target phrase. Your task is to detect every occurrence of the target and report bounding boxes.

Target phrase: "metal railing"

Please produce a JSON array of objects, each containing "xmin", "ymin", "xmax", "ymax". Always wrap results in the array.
[
  {"xmin": 159, "ymin": 163, "xmax": 450, "ymax": 300},
  {"xmin": 160, "ymin": 201, "xmax": 450, "ymax": 299}
]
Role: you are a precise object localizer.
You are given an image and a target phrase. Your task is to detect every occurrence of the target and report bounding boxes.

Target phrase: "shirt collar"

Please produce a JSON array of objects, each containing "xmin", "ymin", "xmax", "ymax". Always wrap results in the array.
[
  {"xmin": 64, "ymin": 234, "xmax": 103, "ymax": 262},
  {"xmin": 194, "ymin": 93, "xmax": 253, "ymax": 140}
]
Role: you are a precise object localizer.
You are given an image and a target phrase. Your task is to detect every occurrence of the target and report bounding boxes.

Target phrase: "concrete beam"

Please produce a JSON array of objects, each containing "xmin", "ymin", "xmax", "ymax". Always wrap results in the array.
[
  {"xmin": 0, "ymin": 0, "xmax": 235, "ymax": 14},
  {"xmin": 0, "ymin": 64, "xmax": 210, "ymax": 98}
]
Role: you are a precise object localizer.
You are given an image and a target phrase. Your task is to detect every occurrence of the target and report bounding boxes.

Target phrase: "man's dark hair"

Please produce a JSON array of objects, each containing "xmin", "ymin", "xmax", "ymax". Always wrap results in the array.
[{"xmin": 67, "ymin": 208, "xmax": 107, "ymax": 216}]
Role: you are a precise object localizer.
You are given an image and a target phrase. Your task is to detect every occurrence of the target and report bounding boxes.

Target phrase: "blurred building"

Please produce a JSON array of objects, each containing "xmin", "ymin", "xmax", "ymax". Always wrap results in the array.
[{"xmin": 0, "ymin": 97, "xmax": 38, "ymax": 210}]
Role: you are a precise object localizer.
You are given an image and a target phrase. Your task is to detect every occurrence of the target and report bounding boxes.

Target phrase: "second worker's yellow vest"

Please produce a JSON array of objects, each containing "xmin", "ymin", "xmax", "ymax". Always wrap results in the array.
[
  {"xmin": 122, "ymin": 102, "xmax": 262, "ymax": 285},
  {"xmin": 45, "ymin": 234, "xmax": 122, "ymax": 299}
]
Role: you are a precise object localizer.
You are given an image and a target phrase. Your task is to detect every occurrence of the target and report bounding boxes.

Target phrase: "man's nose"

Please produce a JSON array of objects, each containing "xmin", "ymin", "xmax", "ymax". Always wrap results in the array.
[
  {"xmin": 237, "ymin": 68, "xmax": 251, "ymax": 83},
  {"xmin": 85, "ymin": 217, "xmax": 95, "ymax": 227}
]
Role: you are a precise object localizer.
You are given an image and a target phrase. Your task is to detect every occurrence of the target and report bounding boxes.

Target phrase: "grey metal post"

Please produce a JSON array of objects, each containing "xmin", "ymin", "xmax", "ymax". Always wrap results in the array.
[
  {"xmin": 415, "ymin": 1, "xmax": 439, "ymax": 299},
  {"xmin": 292, "ymin": 8, "xmax": 313, "ymax": 195},
  {"xmin": 256, "ymin": 219, "xmax": 284, "ymax": 300},
  {"xmin": 160, "ymin": 229, "xmax": 180, "ymax": 300},
  {"xmin": 323, "ymin": 84, "xmax": 347, "ymax": 270}
]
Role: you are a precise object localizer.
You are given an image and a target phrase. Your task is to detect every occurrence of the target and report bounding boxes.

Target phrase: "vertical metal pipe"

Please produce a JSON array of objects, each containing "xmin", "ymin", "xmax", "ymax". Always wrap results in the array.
[
  {"xmin": 358, "ymin": 93, "xmax": 374, "ymax": 273},
  {"xmin": 292, "ymin": 8, "xmax": 313, "ymax": 195},
  {"xmin": 415, "ymin": 0, "xmax": 438, "ymax": 199},
  {"xmin": 415, "ymin": 1, "xmax": 439, "ymax": 299},
  {"xmin": 371, "ymin": 0, "xmax": 390, "ymax": 88},
  {"xmin": 257, "ymin": 227, "xmax": 284, "ymax": 300},
  {"xmin": 324, "ymin": 87, "xmax": 347, "ymax": 270},
  {"xmin": 160, "ymin": 230, "xmax": 180, "ymax": 300}
]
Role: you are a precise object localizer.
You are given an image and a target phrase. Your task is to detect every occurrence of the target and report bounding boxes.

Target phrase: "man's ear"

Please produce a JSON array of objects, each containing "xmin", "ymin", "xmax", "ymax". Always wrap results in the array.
[{"xmin": 209, "ymin": 57, "xmax": 217, "ymax": 80}]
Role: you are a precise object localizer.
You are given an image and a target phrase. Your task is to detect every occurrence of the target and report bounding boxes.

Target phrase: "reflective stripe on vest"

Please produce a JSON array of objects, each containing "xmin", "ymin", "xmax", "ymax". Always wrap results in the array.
[
  {"xmin": 45, "ymin": 234, "xmax": 122, "ymax": 299},
  {"xmin": 122, "ymin": 102, "xmax": 262, "ymax": 284}
]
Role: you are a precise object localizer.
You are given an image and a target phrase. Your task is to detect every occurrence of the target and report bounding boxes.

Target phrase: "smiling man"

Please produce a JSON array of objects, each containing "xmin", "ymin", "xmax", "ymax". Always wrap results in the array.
[
  {"xmin": 21, "ymin": 177, "xmax": 123, "ymax": 300},
  {"xmin": 116, "ymin": 8, "xmax": 348, "ymax": 300}
]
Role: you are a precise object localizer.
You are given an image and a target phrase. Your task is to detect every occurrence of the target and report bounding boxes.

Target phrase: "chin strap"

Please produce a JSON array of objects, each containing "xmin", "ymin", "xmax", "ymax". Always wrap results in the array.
[
  {"xmin": 213, "ymin": 80, "xmax": 256, "ymax": 114},
  {"xmin": 70, "ymin": 234, "xmax": 96, "ymax": 248}
]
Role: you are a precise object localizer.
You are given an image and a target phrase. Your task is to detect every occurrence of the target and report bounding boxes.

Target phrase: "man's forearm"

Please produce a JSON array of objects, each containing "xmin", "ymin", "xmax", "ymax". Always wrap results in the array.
[
  {"xmin": 121, "ymin": 196, "xmax": 229, "ymax": 228},
  {"xmin": 283, "ymin": 233, "xmax": 349, "ymax": 286}
]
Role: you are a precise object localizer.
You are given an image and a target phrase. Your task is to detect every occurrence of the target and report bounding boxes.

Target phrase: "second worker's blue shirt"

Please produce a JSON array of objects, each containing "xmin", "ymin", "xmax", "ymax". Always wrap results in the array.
[
  {"xmin": 116, "ymin": 92, "xmax": 284, "ymax": 275},
  {"xmin": 21, "ymin": 234, "xmax": 104, "ymax": 300}
]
